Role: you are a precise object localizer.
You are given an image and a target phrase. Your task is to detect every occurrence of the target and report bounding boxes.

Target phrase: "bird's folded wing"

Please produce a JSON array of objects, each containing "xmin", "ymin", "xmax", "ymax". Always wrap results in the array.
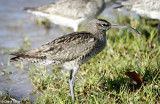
[
  {"xmin": 118, "ymin": 0, "xmax": 160, "ymax": 11},
  {"xmin": 40, "ymin": 32, "xmax": 97, "ymax": 61},
  {"xmin": 29, "ymin": 0, "xmax": 100, "ymax": 19},
  {"xmin": 11, "ymin": 32, "xmax": 97, "ymax": 62}
]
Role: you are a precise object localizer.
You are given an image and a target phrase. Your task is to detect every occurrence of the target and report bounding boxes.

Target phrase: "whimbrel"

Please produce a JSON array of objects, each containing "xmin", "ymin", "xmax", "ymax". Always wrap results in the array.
[
  {"xmin": 10, "ymin": 19, "xmax": 140, "ymax": 101},
  {"xmin": 116, "ymin": 0, "xmax": 160, "ymax": 20},
  {"xmin": 24, "ymin": 0, "xmax": 109, "ymax": 31},
  {"xmin": 116, "ymin": 0, "xmax": 160, "ymax": 42}
]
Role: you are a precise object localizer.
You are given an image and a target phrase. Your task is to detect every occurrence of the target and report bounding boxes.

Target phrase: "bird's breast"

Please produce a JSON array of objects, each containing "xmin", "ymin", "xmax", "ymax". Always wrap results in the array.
[{"xmin": 79, "ymin": 38, "xmax": 107, "ymax": 65}]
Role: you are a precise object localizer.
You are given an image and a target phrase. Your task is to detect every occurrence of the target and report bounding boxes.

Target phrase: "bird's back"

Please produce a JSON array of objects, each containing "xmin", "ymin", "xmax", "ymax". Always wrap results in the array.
[
  {"xmin": 26, "ymin": 0, "xmax": 105, "ymax": 19},
  {"xmin": 10, "ymin": 31, "xmax": 106, "ymax": 66},
  {"xmin": 117, "ymin": 0, "xmax": 160, "ymax": 20},
  {"xmin": 24, "ymin": 0, "xmax": 106, "ymax": 31}
]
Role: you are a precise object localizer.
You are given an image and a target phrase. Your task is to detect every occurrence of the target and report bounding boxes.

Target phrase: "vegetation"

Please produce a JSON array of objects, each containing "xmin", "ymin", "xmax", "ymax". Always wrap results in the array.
[
  {"xmin": 3, "ymin": 15, "xmax": 159, "ymax": 103},
  {"xmin": 28, "ymin": 15, "xmax": 160, "ymax": 103}
]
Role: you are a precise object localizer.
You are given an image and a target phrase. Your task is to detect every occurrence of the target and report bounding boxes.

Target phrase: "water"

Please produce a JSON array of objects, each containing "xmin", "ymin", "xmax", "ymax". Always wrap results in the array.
[
  {"xmin": 0, "ymin": 0, "xmax": 63, "ymax": 102},
  {"xmin": 0, "ymin": 0, "xmax": 138, "ymax": 103}
]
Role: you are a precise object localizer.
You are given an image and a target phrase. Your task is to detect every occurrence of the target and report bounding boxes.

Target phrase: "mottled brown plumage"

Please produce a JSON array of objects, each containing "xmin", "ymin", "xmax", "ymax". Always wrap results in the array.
[
  {"xmin": 115, "ymin": 0, "xmax": 160, "ymax": 20},
  {"xmin": 24, "ymin": 0, "xmax": 108, "ymax": 31},
  {"xmin": 10, "ymin": 19, "xmax": 140, "ymax": 101},
  {"xmin": 10, "ymin": 31, "xmax": 100, "ymax": 65}
]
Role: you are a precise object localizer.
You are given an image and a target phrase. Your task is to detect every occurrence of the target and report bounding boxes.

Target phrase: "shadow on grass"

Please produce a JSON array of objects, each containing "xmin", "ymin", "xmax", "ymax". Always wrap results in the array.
[{"xmin": 100, "ymin": 68, "xmax": 159, "ymax": 92}]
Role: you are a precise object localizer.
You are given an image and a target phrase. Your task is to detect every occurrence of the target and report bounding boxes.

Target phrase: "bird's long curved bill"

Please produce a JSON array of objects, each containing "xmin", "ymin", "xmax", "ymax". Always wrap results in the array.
[{"xmin": 111, "ymin": 24, "xmax": 140, "ymax": 35}]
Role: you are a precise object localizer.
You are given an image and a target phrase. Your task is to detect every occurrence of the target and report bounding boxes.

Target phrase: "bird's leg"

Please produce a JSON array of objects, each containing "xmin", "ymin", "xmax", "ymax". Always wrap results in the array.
[
  {"xmin": 69, "ymin": 66, "xmax": 79, "ymax": 101},
  {"xmin": 69, "ymin": 70, "xmax": 74, "ymax": 100}
]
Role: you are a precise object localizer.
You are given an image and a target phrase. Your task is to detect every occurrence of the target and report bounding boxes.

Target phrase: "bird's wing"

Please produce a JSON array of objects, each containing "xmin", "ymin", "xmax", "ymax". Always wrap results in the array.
[
  {"xmin": 120, "ymin": 0, "xmax": 160, "ymax": 11},
  {"xmin": 10, "ymin": 32, "xmax": 97, "ymax": 62},
  {"xmin": 132, "ymin": 0, "xmax": 160, "ymax": 12},
  {"xmin": 40, "ymin": 31, "xmax": 97, "ymax": 61},
  {"xmin": 29, "ymin": 0, "xmax": 102, "ymax": 19},
  {"xmin": 116, "ymin": 0, "xmax": 160, "ymax": 20}
]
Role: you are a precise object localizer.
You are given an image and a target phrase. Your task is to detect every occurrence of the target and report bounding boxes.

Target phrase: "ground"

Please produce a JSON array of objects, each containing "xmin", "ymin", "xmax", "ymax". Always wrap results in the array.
[{"xmin": 2, "ymin": 15, "xmax": 160, "ymax": 104}]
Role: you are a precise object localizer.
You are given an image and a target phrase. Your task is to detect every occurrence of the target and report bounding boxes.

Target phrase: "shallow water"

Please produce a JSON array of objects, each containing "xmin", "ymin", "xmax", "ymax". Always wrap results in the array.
[
  {"xmin": 0, "ymin": 0, "xmax": 138, "ymax": 102},
  {"xmin": 0, "ymin": 0, "xmax": 63, "ymax": 102}
]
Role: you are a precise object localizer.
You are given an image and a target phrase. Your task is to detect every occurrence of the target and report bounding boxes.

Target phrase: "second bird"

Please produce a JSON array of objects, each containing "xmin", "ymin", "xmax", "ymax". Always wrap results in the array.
[{"xmin": 25, "ymin": 0, "xmax": 109, "ymax": 31}]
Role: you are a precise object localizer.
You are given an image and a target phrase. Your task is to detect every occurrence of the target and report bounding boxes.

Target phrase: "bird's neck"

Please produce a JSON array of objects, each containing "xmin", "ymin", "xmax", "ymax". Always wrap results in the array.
[
  {"xmin": 88, "ymin": 29, "xmax": 106, "ymax": 40},
  {"xmin": 95, "ymin": 0, "xmax": 105, "ymax": 15},
  {"xmin": 96, "ymin": 0, "xmax": 105, "ymax": 7}
]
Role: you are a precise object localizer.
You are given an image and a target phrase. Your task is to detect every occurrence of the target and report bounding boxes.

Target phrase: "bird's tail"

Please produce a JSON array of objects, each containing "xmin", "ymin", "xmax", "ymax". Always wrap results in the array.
[
  {"xmin": 10, "ymin": 51, "xmax": 27, "ymax": 62},
  {"xmin": 10, "ymin": 56, "xmax": 22, "ymax": 62},
  {"xmin": 24, "ymin": 7, "xmax": 47, "ymax": 18},
  {"xmin": 10, "ymin": 50, "xmax": 46, "ymax": 64},
  {"xmin": 24, "ymin": 7, "xmax": 37, "ymax": 12}
]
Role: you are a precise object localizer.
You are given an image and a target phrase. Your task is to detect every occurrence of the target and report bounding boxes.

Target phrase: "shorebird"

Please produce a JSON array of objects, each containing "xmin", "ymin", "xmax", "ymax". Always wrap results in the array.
[
  {"xmin": 115, "ymin": 0, "xmax": 160, "ymax": 42},
  {"xmin": 10, "ymin": 19, "xmax": 140, "ymax": 101},
  {"xmin": 116, "ymin": 0, "xmax": 160, "ymax": 20},
  {"xmin": 24, "ymin": 0, "xmax": 108, "ymax": 31}
]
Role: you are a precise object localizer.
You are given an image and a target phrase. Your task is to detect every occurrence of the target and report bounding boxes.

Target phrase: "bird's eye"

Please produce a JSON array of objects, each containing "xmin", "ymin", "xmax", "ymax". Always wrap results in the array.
[{"xmin": 101, "ymin": 24, "xmax": 107, "ymax": 27}]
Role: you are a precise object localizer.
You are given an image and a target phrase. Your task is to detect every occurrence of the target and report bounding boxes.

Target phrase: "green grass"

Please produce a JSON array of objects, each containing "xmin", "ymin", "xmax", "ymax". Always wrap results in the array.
[{"xmin": 15, "ymin": 15, "xmax": 160, "ymax": 103}]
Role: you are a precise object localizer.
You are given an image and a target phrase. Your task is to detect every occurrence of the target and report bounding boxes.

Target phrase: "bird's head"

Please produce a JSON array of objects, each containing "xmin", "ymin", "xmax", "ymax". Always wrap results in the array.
[
  {"xmin": 88, "ymin": 19, "xmax": 111, "ymax": 32},
  {"xmin": 88, "ymin": 19, "xmax": 140, "ymax": 35}
]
